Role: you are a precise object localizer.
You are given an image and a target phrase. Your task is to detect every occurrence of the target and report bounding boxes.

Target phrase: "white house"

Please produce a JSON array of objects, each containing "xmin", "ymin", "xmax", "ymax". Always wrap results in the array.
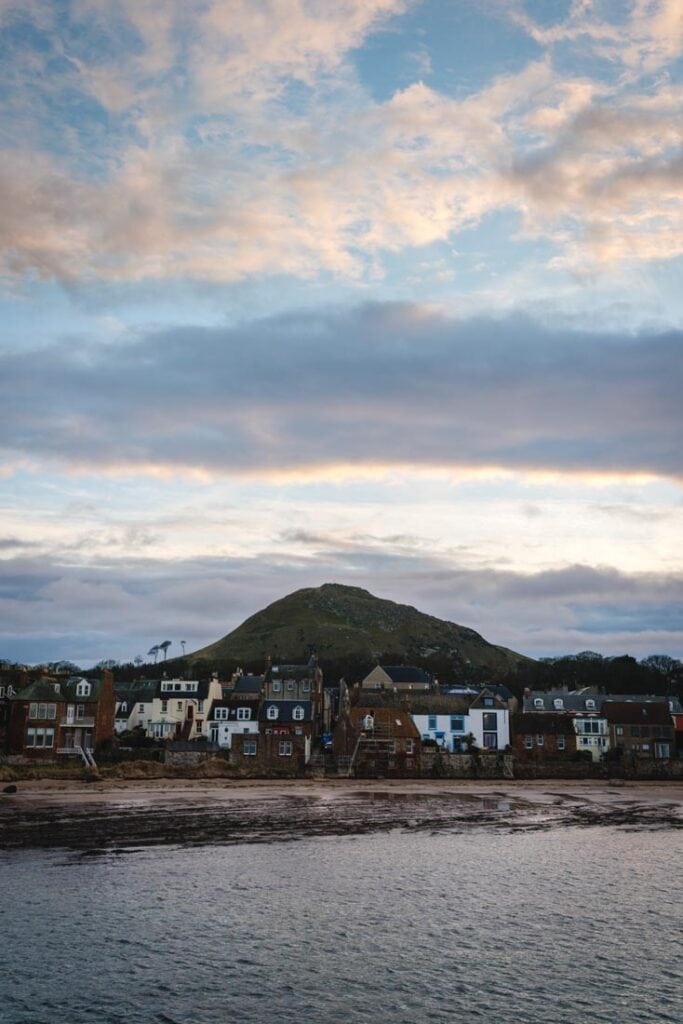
[
  {"xmin": 207, "ymin": 699, "xmax": 260, "ymax": 748},
  {"xmin": 411, "ymin": 689, "xmax": 510, "ymax": 752}
]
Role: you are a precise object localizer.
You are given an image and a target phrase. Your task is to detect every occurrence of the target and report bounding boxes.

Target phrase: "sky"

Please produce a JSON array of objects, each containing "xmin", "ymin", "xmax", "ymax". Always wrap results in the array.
[{"xmin": 0, "ymin": 0, "xmax": 682, "ymax": 667}]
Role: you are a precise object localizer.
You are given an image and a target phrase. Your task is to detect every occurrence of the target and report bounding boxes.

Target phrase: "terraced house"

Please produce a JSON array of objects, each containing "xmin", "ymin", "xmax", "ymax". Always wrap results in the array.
[{"xmin": 5, "ymin": 673, "xmax": 115, "ymax": 764}]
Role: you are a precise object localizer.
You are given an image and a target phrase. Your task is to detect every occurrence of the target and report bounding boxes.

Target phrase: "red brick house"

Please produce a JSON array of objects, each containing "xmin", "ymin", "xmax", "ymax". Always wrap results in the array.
[
  {"xmin": 602, "ymin": 700, "xmax": 674, "ymax": 760},
  {"xmin": 5, "ymin": 673, "xmax": 115, "ymax": 763},
  {"xmin": 511, "ymin": 712, "xmax": 577, "ymax": 761},
  {"xmin": 334, "ymin": 705, "xmax": 421, "ymax": 776}
]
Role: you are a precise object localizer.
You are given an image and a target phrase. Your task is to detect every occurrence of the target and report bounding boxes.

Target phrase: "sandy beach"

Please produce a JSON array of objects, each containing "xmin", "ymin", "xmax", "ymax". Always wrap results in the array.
[{"xmin": 1, "ymin": 778, "xmax": 681, "ymax": 851}]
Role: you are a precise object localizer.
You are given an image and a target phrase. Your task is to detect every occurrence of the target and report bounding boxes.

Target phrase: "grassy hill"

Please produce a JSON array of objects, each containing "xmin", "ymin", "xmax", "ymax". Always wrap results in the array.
[{"xmin": 190, "ymin": 583, "xmax": 530, "ymax": 678}]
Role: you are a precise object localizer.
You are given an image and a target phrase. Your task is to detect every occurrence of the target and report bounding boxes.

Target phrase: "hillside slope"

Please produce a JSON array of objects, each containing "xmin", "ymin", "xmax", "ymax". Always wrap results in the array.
[{"xmin": 191, "ymin": 583, "xmax": 530, "ymax": 675}]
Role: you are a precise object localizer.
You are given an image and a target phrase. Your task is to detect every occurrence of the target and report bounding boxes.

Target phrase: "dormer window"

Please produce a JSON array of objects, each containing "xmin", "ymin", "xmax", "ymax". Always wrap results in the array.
[
  {"xmin": 76, "ymin": 680, "xmax": 91, "ymax": 697},
  {"xmin": 236, "ymin": 707, "xmax": 251, "ymax": 721},
  {"xmin": 585, "ymin": 699, "xmax": 596, "ymax": 710},
  {"xmin": 121, "ymin": 702, "xmax": 127, "ymax": 712},
  {"xmin": 272, "ymin": 680, "xmax": 282, "ymax": 693},
  {"xmin": 553, "ymin": 699, "xmax": 564, "ymax": 710},
  {"xmin": 293, "ymin": 705, "xmax": 305, "ymax": 721},
  {"xmin": 534, "ymin": 698, "xmax": 544, "ymax": 709},
  {"xmin": 267, "ymin": 705, "xmax": 279, "ymax": 720}
]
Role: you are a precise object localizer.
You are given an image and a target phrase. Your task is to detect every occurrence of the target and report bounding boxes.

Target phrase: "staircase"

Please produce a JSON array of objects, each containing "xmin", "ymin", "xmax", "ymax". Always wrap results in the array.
[{"xmin": 74, "ymin": 745, "xmax": 97, "ymax": 768}]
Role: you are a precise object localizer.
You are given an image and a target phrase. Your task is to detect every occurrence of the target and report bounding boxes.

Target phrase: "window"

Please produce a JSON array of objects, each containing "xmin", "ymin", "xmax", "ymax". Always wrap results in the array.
[
  {"xmin": 236, "ymin": 707, "xmax": 251, "ymax": 721},
  {"xmin": 553, "ymin": 699, "xmax": 564, "ymax": 710},
  {"xmin": 631, "ymin": 725, "xmax": 640, "ymax": 736},
  {"xmin": 482, "ymin": 712, "xmax": 497, "ymax": 732},
  {"xmin": 26, "ymin": 727, "xmax": 54, "ymax": 748},
  {"xmin": 450, "ymin": 715, "xmax": 465, "ymax": 732},
  {"xmin": 580, "ymin": 719, "xmax": 602, "ymax": 735},
  {"xmin": 177, "ymin": 702, "xmax": 183, "ymax": 711},
  {"xmin": 616, "ymin": 725, "xmax": 624, "ymax": 735},
  {"xmin": 302, "ymin": 679, "xmax": 310, "ymax": 692},
  {"xmin": 267, "ymin": 705, "xmax": 279, "ymax": 720},
  {"xmin": 243, "ymin": 739, "xmax": 257, "ymax": 756},
  {"xmin": 29, "ymin": 703, "xmax": 57, "ymax": 720},
  {"xmin": 534, "ymin": 698, "xmax": 544, "ymax": 709},
  {"xmin": 197, "ymin": 700, "xmax": 204, "ymax": 713},
  {"xmin": 195, "ymin": 722, "xmax": 202, "ymax": 733},
  {"xmin": 524, "ymin": 735, "xmax": 533, "ymax": 749},
  {"xmin": 585, "ymin": 699, "xmax": 596, "ymax": 710},
  {"xmin": 640, "ymin": 726, "xmax": 649, "ymax": 736},
  {"xmin": 536, "ymin": 734, "xmax": 544, "ymax": 746},
  {"xmin": 293, "ymin": 706, "xmax": 305, "ymax": 721},
  {"xmin": 76, "ymin": 681, "xmax": 90, "ymax": 697},
  {"xmin": 121, "ymin": 702, "xmax": 127, "ymax": 712},
  {"xmin": 161, "ymin": 700, "xmax": 168, "ymax": 713},
  {"xmin": 139, "ymin": 703, "xmax": 145, "ymax": 712},
  {"xmin": 483, "ymin": 733, "xmax": 497, "ymax": 749},
  {"xmin": 174, "ymin": 683, "xmax": 182, "ymax": 691},
  {"xmin": 642, "ymin": 743, "xmax": 650, "ymax": 752},
  {"xmin": 272, "ymin": 680, "xmax": 282, "ymax": 693},
  {"xmin": 483, "ymin": 697, "xmax": 494, "ymax": 707},
  {"xmin": 278, "ymin": 740, "xmax": 293, "ymax": 756},
  {"xmin": 557, "ymin": 735, "xmax": 566, "ymax": 750},
  {"xmin": 406, "ymin": 739, "xmax": 414, "ymax": 754},
  {"xmin": 286, "ymin": 680, "xmax": 294, "ymax": 691},
  {"xmin": 428, "ymin": 715, "xmax": 437, "ymax": 730},
  {"xmin": 76, "ymin": 704, "xmax": 85, "ymax": 720}
]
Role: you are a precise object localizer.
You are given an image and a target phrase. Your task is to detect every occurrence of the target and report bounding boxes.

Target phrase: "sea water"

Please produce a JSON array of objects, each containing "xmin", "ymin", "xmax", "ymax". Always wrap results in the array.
[{"xmin": 1, "ymin": 826, "xmax": 681, "ymax": 1023}]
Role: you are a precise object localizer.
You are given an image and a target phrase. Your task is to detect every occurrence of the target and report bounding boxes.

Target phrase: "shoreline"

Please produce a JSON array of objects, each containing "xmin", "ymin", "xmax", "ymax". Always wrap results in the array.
[{"xmin": 1, "ymin": 778, "xmax": 681, "ymax": 851}]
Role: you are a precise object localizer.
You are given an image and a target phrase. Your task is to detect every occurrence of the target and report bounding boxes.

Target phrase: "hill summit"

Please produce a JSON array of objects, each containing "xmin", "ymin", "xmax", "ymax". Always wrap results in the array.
[{"xmin": 191, "ymin": 583, "xmax": 529, "ymax": 676}]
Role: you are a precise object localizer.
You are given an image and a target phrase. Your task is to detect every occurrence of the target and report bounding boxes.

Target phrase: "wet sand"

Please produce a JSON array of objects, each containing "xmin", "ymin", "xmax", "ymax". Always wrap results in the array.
[{"xmin": 1, "ymin": 778, "xmax": 681, "ymax": 850}]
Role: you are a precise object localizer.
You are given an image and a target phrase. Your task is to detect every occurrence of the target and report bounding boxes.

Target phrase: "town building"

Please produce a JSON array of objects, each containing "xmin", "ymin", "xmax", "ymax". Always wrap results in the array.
[
  {"xmin": 602, "ymin": 700, "xmax": 674, "ymax": 760},
  {"xmin": 511, "ymin": 712, "xmax": 577, "ymax": 761},
  {"xmin": 333, "ymin": 705, "xmax": 421, "ymax": 776},
  {"xmin": 5, "ymin": 673, "xmax": 115, "ymax": 763},
  {"xmin": 361, "ymin": 664, "xmax": 433, "ymax": 692}
]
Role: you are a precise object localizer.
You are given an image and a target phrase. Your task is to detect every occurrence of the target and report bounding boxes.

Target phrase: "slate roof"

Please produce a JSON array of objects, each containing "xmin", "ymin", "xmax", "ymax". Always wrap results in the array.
[
  {"xmin": 524, "ymin": 691, "xmax": 672, "ymax": 714},
  {"xmin": 232, "ymin": 675, "xmax": 264, "ymax": 695},
  {"xmin": 208, "ymin": 698, "xmax": 260, "ymax": 721},
  {"xmin": 512, "ymin": 712, "xmax": 576, "ymax": 735},
  {"xmin": 10, "ymin": 676, "xmax": 104, "ymax": 704},
  {"xmin": 602, "ymin": 700, "xmax": 672, "ymax": 726},
  {"xmin": 259, "ymin": 700, "xmax": 313, "ymax": 723},
  {"xmin": 382, "ymin": 666, "xmax": 432, "ymax": 684}
]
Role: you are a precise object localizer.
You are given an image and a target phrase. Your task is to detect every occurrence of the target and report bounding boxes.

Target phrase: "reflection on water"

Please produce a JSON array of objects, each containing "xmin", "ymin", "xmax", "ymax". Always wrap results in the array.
[{"xmin": 1, "ymin": 825, "xmax": 681, "ymax": 1024}]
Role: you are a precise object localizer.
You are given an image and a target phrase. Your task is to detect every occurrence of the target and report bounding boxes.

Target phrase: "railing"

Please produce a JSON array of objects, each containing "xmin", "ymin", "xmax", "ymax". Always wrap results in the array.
[
  {"xmin": 60, "ymin": 717, "xmax": 95, "ymax": 727},
  {"xmin": 56, "ymin": 745, "xmax": 97, "ymax": 767}
]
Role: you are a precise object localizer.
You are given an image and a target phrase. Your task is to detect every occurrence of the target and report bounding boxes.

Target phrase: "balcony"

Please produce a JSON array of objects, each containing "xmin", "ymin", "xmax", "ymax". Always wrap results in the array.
[{"xmin": 60, "ymin": 717, "xmax": 95, "ymax": 727}]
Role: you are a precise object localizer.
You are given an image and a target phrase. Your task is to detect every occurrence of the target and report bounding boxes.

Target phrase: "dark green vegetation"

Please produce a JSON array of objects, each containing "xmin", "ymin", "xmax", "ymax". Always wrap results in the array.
[{"xmin": 189, "ymin": 583, "xmax": 530, "ymax": 680}]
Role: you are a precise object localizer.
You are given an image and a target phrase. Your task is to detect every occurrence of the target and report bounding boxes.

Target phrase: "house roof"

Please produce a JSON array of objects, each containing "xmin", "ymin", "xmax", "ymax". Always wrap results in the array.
[
  {"xmin": 524, "ymin": 692, "xmax": 674, "ymax": 714},
  {"xmin": 404, "ymin": 696, "xmax": 472, "ymax": 715},
  {"xmin": 512, "ymin": 712, "xmax": 576, "ymax": 735},
  {"xmin": 259, "ymin": 700, "xmax": 313, "ymax": 723},
  {"xmin": 380, "ymin": 666, "xmax": 432, "ymax": 684},
  {"xmin": 232, "ymin": 675, "xmax": 264, "ymax": 695},
  {"xmin": 350, "ymin": 705, "xmax": 421, "ymax": 739},
  {"xmin": 10, "ymin": 676, "xmax": 104, "ymax": 704},
  {"xmin": 208, "ymin": 698, "xmax": 260, "ymax": 721},
  {"xmin": 602, "ymin": 700, "xmax": 672, "ymax": 726}
]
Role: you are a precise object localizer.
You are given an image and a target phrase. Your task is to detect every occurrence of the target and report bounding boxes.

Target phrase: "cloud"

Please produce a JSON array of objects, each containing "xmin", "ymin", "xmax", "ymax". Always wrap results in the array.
[
  {"xmin": 0, "ymin": 305, "xmax": 680, "ymax": 481},
  {"xmin": 0, "ymin": 2, "xmax": 681, "ymax": 284},
  {"xmin": 0, "ymin": 547, "xmax": 680, "ymax": 664}
]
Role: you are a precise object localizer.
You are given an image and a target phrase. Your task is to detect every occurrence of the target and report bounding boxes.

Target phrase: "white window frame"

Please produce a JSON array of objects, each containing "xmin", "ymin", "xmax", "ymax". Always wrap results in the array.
[
  {"xmin": 557, "ymin": 735, "xmax": 566, "ymax": 750},
  {"xmin": 278, "ymin": 740, "xmax": 293, "ymax": 756},
  {"xmin": 243, "ymin": 739, "xmax": 257, "ymax": 756},
  {"xmin": 267, "ymin": 705, "xmax": 279, "ymax": 720},
  {"xmin": 214, "ymin": 707, "xmax": 228, "ymax": 720},
  {"xmin": 524, "ymin": 735, "xmax": 533, "ymax": 749},
  {"xmin": 534, "ymin": 698, "xmax": 544, "ymax": 709},
  {"xmin": 236, "ymin": 707, "xmax": 251, "ymax": 721},
  {"xmin": 292, "ymin": 705, "xmax": 305, "ymax": 721},
  {"xmin": 76, "ymin": 681, "xmax": 91, "ymax": 697}
]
